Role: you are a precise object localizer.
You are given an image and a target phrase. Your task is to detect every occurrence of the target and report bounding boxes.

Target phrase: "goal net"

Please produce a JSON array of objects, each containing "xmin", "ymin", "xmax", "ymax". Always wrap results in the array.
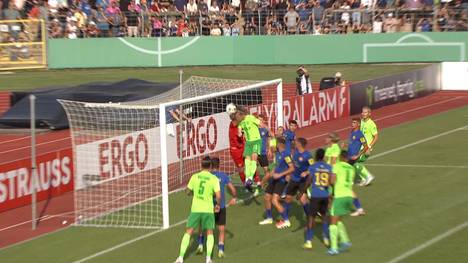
[
  {"xmin": 0, "ymin": 19, "xmax": 46, "ymax": 70},
  {"xmin": 59, "ymin": 76, "xmax": 283, "ymax": 229}
]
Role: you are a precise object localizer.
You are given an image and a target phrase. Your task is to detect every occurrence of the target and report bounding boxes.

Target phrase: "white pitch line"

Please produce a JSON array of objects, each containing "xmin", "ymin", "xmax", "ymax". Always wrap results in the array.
[
  {"xmin": 367, "ymin": 163, "xmax": 468, "ymax": 169},
  {"xmin": 369, "ymin": 124, "xmax": 468, "ymax": 160},
  {"xmin": 386, "ymin": 220, "xmax": 468, "ymax": 263},
  {"xmin": 0, "ymin": 215, "xmax": 50, "ymax": 232},
  {"xmin": 303, "ymin": 96, "xmax": 461, "ymax": 141},
  {"xmin": 72, "ymin": 123, "xmax": 468, "ymax": 263}
]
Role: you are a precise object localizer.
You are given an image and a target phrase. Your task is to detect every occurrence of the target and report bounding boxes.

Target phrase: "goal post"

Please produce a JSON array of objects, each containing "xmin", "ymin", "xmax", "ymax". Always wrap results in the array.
[{"xmin": 59, "ymin": 77, "xmax": 283, "ymax": 229}]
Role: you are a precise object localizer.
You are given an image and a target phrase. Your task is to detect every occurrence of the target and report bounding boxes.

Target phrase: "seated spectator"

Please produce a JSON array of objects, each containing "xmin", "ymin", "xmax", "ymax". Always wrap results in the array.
[
  {"xmin": 175, "ymin": 0, "xmax": 188, "ymax": 12},
  {"xmin": 404, "ymin": 0, "xmax": 422, "ymax": 9},
  {"xmin": 417, "ymin": 18, "xmax": 432, "ymax": 31},
  {"xmin": 372, "ymin": 15, "xmax": 383, "ymax": 33},
  {"xmin": 222, "ymin": 21, "xmax": 231, "ymax": 35},
  {"xmin": 313, "ymin": 23, "xmax": 322, "ymax": 34},
  {"xmin": 87, "ymin": 21, "xmax": 100, "ymax": 37},
  {"xmin": 176, "ymin": 17, "xmax": 187, "ymax": 36},
  {"xmin": 231, "ymin": 19, "xmax": 242, "ymax": 35},
  {"xmin": 210, "ymin": 23, "xmax": 222, "ymax": 35},
  {"xmin": 209, "ymin": 1, "xmax": 220, "ymax": 13},
  {"xmin": 150, "ymin": 1, "xmax": 162, "ymax": 13},
  {"xmin": 50, "ymin": 19, "xmax": 63, "ymax": 38},
  {"xmin": 106, "ymin": 1, "xmax": 120, "ymax": 15},
  {"xmin": 284, "ymin": 5, "xmax": 300, "ymax": 34},
  {"xmin": 67, "ymin": 17, "xmax": 79, "ymax": 39},
  {"xmin": 81, "ymin": 0, "xmax": 93, "ymax": 17},
  {"xmin": 384, "ymin": 13, "xmax": 398, "ymax": 32},
  {"xmin": 334, "ymin": 72, "xmax": 345, "ymax": 86}
]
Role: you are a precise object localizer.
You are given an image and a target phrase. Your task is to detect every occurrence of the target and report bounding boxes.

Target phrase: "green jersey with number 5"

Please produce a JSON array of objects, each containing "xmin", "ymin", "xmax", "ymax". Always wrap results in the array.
[
  {"xmin": 187, "ymin": 171, "xmax": 220, "ymax": 213},
  {"xmin": 332, "ymin": 162, "xmax": 355, "ymax": 198}
]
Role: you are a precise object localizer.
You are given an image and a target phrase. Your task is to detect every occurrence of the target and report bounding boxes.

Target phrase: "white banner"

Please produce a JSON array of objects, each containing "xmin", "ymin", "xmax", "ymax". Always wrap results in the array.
[{"xmin": 441, "ymin": 62, "xmax": 468, "ymax": 91}]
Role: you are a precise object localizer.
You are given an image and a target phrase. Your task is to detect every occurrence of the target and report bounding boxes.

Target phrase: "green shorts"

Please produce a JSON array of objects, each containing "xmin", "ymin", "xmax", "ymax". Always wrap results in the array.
[
  {"xmin": 186, "ymin": 212, "xmax": 215, "ymax": 230},
  {"xmin": 329, "ymin": 197, "xmax": 354, "ymax": 216},
  {"xmin": 243, "ymin": 139, "xmax": 262, "ymax": 157}
]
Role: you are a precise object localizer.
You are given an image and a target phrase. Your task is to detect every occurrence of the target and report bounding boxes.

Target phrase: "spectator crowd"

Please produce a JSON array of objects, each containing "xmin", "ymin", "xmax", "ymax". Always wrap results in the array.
[{"xmin": 0, "ymin": 0, "xmax": 467, "ymax": 38}]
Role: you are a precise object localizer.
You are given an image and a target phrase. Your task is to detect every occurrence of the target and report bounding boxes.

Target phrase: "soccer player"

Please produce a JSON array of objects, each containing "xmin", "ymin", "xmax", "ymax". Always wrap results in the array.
[
  {"xmin": 228, "ymin": 112, "xmax": 260, "ymax": 188},
  {"xmin": 235, "ymin": 107, "xmax": 262, "ymax": 191},
  {"xmin": 347, "ymin": 118, "xmax": 369, "ymax": 217},
  {"xmin": 196, "ymin": 157, "xmax": 237, "ymax": 258},
  {"xmin": 325, "ymin": 132, "xmax": 341, "ymax": 165},
  {"xmin": 358, "ymin": 106, "xmax": 377, "ymax": 186},
  {"xmin": 301, "ymin": 148, "xmax": 332, "ymax": 249},
  {"xmin": 328, "ymin": 150, "xmax": 355, "ymax": 255},
  {"xmin": 258, "ymin": 137, "xmax": 294, "ymax": 228},
  {"xmin": 258, "ymin": 114, "xmax": 272, "ymax": 175},
  {"xmin": 175, "ymin": 157, "xmax": 221, "ymax": 263},
  {"xmin": 283, "ymin": 137, "xmax": 313, "ymax": 222},
  {"xmin": 283, "ymin": 119, "xmax": 298, "ymax": 154}
]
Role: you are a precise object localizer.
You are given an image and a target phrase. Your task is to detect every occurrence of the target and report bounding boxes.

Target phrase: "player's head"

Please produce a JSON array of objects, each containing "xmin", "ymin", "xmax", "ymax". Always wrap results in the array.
[
  {"xmin": 361, "ymin": 106, "xmax": 371, "ymax": 120},
  {"xmin": 276, "ymin": 137, "xmax": 286, "ymax": 151},
  {"xmin": 235, "ymin": 106, "xmax": 248, "ymax": 122},
  {"xmin": 339, "ymin": 150, "xmax": 349, "ymax": 162},
  {"xmin": 314, "ymin": 148, "xmax": 325, "ymax": 161},
  {"xmin": 229, "ymin": 112, "xmax": 237, "ymax": 122},
  {"xmin": 276, "ymin": 126, "xmax": 284, "ymax": 136},
  {"xmin": 201, "ymin": 156, "xmax": 212, "ymax": 170},
  {"xmin": 258, "ymin": 113, "xmax": 267, "ymax": 127},
  {"xmin": 211, "ymin": 157, "xmax": 220, "ymax": 169},
  {"xmin": 288, "ymin": 120, "xmax": 298, "ymax": 131},
  {"xmin": 326, "ymin": 132, "xmax": 340, "ymax": 144},
  {"xmin": 351, "ymin": 117, "xmax": 360, "ymax": 130},
  {"xmin": 295, "ymin": 137, "xmax": 307, "ymax": 150}
]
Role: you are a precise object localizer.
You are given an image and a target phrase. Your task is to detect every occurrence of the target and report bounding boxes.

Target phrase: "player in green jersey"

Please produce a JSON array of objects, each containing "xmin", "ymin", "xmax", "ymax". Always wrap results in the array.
[
  {"xmin": 328, "ymin": 150, "xmax": 355, "ymax": 256},
  {"xmin": 175, "ymin": 157, "xmax": 221, "ymax": 263},
  {"xmin": 325, "ymin": 132, "xmax": 341, "ymax": 165},
  {"xmin": 235, "ymin": 107, "xmax": 262, "ymax": 191},
  {"xmin": 357, "ymin": 106, "xmax": 377, "ymax": 186}
]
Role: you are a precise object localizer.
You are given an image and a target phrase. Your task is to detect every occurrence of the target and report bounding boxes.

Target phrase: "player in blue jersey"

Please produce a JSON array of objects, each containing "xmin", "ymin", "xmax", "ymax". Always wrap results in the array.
[
  {"xmin": 258, "ymin": 137, "xmax": 295, "ymax": 228},
  {"xmin": 283, "ymin": 137, "xmax": 314, "ymax": 224},
  {"xmin": 283, "ymin": 119, "xmax": 298, "ymax": 154},
  {"xmin": 300, "ymin": 148, "xmax": 332, "ymax": 249},
  {"xmin": 347, "ymin": 118, "xmax": 369, "ymax": 217},
  {"xmin": 196, "ymin": 157, "xmax": 237, "ymax": 258},
  {"xmin": 258, "ymin": 114, "xmax": 272, "ymax": 175}
]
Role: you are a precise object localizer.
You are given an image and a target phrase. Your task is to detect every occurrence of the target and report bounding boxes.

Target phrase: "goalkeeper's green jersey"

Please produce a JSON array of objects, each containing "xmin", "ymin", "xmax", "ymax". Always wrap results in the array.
[
  {"xmin": 361, "ymin": 118, "xmax": 378, "ymax": 147},
  {"xmin": 331, "ymin": 161, "xmax": 355, "ymax": 198},
  {"xmin": 239, "ymin": 115, "xmax": 261, "ymax": 141},
  {"xmin": 187, "ymin": 170, "xmax": 220, "ymax": 213}
]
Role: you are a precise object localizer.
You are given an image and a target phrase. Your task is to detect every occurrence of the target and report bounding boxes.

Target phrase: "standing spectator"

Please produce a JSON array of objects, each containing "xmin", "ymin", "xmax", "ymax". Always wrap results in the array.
[
  {"xmin": 175, "ymin": 0, "xmax": 188, "ymax": 12},
  {"xmin": 275, "ymin": 0, "xmax": 289, "ymax": 23},
  {"xmin": 150, "ymin": 0, "xmax": 162, "ymax": 13},
  {"xmin": 350, "ymin": 0, "xmax": 361, "ymax": 25},
  {"xmin": 151, "ymin": 16, "xmax": 164, "ymax": 36},
  {"xmin": 222, "ymin": 21, "xmax": 231, "ymax": 35},
  {"xmin": 81, "ymin": 0, "xmax": 93, "ymax": 17},
  {"xmin": 209, "ymin": 0, "xmax": 220, "ymax": 12},
  {"xmin": 384, "ymin": 13, "xmax": 397, "ymax": 32},
  {"xmin": 405, "ymin": 0, "xmax": 422, "ymax": 9},
  {"xmin": 74, "ymin": 8, "xmax": 88, "ymax": 37},
  {"xmin": 95, "ymin": 5, "xmax": 110, "ymax": 37},
  {"xmin": 340, "ymin": 1, "xmax": 351, "ymax": 26},
  {"xmin": 0, "ymin": 2, "xmax": 3, "ymax": 20},
  {"xmin": 231, "ymin": 18, "xmax": 242, "ymax": 35},
  {"xmin": 210, "ymin": 22, "xmax": 222, "ymax": 35},
  {"xmin": 127, "ymin": 0, "xmax": 141, "ymax": 12},
  {"xmin": 176, "ymin": 17, "xmax": 187, "ymax": 36},
  {"xmin": 284, "ymin": 5, "xmax": 300, "ymax": 34},
  {"xmin": 372, "ymin": 15, "xmax": 383, "ymax": 33},
  {"xmin": 106, "ymin": 1, "xmax": 120, "ymax": 15},
  {"xmin": 109, "ymin": 7, "xmax": 123, "ymax": 36},
  {"xmin": 311, "ymin": 0, "xmax": 324, "ymax": 27},
  {"xmin": 50, "ymin": 18, "xmax": 63, "ymax": 38},
  {"xmin": 125, "ymin": 4, "xmax": 140, "ymax": 36},
  {"xmin": 186, "ymin": 0, "xmax": 198, "ymax": 15},
  {"xmin": 417, "ymin": 18, "xmax": 432, "ymax": 31},
  {"xmin": 140, "ymin": 0, "xmax": 151, "ymax": 37},
  {"xmin": 67, "ymin": 17, "xmax": 79, "ymax": 39},
  {"xmin": 296, "ymin": 66, "xmax": 312, "ymax": 95}
]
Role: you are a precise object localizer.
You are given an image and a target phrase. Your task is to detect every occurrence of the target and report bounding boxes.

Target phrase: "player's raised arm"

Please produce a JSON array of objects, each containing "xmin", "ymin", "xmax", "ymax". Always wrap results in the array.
[{"xmin": 226, "ymin": 182, "xmax": 237, "ymax": 207}]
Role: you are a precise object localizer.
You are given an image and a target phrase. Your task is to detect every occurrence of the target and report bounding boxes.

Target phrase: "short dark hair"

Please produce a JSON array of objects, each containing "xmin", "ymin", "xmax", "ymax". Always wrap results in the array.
[
  {"xmin": 236, "ymin": 106, "xmax": 248, "ymax": 115},
  {"xmin": 315, "ymin": 148, "xmax": 325, "ymax": 161},
  {"xmin": 340, "ymin": 150, "xmax": 349, "ymax": 161},
  {"xmin": 296, "ymin": 137, "xmax": 307, "ymax": 147},
  {"xmin": 211, "ymin": 157, "xmax": 220, "ymax": 169},
  {"xmin": 258, "ymin": 113, "xmax": 267, "ymax": 121},
  {"xmin": 276, "ymin": 136, "xmax": 286, "ymax": 145},
  {"xmin": 201, "ymin": 156, "xmax": 212, "ymax": 169},
  {"xmin": 352, "ymin": 117, "xmax": 361, "ymax": 123},
  {"xmin": 289, "ymin": 119, "xmax": 298, "ymax": 126}
]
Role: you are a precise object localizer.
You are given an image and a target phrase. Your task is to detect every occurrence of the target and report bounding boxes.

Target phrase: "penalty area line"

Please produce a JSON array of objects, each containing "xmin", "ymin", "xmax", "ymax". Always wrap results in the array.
[{"xmin": 386, "ymin": 220, "xmax": 468, "ymax": 263}]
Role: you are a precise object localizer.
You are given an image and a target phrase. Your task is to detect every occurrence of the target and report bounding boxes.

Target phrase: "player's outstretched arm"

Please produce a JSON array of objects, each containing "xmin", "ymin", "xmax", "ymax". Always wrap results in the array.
[{"xmin": 226, "ymin": 183, "xmax": 237, "ymax": 206}]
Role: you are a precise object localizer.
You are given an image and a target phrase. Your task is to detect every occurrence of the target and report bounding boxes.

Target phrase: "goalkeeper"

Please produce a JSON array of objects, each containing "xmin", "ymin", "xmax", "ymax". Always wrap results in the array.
[{"xmin": 235, "ymin": 106, "xmax": 262, "ymax": 192}]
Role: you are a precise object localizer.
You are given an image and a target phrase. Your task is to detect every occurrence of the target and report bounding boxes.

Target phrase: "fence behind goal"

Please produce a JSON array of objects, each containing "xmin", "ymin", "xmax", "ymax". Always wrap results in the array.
[
  {"xmin": 0, "ymin": 19, "xmax": 46, "ymax": 70},
  {"xmin": 59, "ymin": 77, "xmax": 283, "ymax": 229}
]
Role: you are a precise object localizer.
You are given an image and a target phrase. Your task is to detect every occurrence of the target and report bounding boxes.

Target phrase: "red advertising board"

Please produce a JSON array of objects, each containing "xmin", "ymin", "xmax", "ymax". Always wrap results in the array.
[{"xmin": 0, "ymin": 148, "xmax": 74, "ymax": 212}]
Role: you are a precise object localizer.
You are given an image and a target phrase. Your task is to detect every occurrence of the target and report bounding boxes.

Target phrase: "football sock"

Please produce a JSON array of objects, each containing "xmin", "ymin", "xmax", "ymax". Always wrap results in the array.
[
  {"xmin": 218, "ymin": 243, "xmax": 224, "ymax": 251},
  {"xmin": 306, "ymin": 228, "xmax": 314, "ymax": 241},
  {"xmin": 266, "ymin": 209, "xmax": 272, "ymax": 219},
  {"xmin": 284, "ymin": 202, "xmax": 291, "ymax": 216},
  {"xmin": 354, "ymin": 163, "xmax": 370, "ymax": 181},
  {"xmin": 322, "ymin": 222, "xmax": 330, "ymax": 239},
  {"xmin": 206, "ymin": 234, "xmax": 214, "ymax": 257},
  {"xmin": 198, "ymin": 235, "xmax": 204, "ymax": 245},
  {"xmin": 179, "ymin": 233, "xmax": 191, "ymax": 257},
  {"xmin": 330, "ymin": 225, "xmax": 338, "ymax": 250},
  {"xmin": 337, "ymin": 221, "xmax": 350, "ymax": 243},
  {"xmin": 244, "ymin": 159, "xmax": 252, "ymax": 181},
  {"xmin": 281, "ymin": 209, "xmax": 289, "ymax": 221},
  {"xmin": 329, "ymin": 224, "xmax": 338, "ymax": 250},
  {"xmin": 250, "ymin": 160, "xmax": 257, "ymax": 180},
  {"xmin": 239, "ymin": 171, "xmax": 246, "ymax": 184},
  {"xmin": 302, "ymin": 204, "xmax": 310, "ymax": 216},
  {"xmin": 353, "ymin": 198, "xmax": 362, "ymax": 209}
]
